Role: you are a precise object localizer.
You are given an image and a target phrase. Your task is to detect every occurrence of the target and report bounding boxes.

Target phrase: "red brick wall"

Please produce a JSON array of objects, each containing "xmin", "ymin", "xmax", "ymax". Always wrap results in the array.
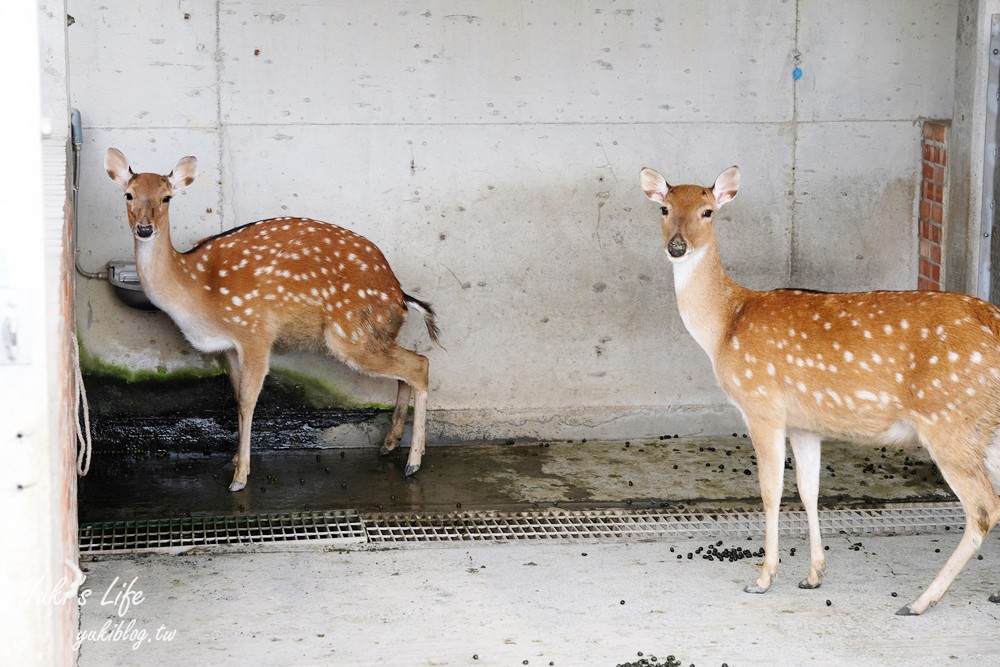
[{"xmin": 918, "ymin": 121, "xmax": 948, "ymax": 290}]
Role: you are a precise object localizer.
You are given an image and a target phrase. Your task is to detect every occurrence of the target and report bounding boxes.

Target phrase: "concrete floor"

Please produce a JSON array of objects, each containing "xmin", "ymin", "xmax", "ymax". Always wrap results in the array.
[{"xmin": 76, "ymin": 436, "xmax": 998, "ymax": 666}]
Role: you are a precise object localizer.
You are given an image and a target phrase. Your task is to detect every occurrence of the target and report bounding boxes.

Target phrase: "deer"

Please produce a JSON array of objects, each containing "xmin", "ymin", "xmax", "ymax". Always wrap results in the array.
[
  {"xmin": 105, "ymin": 148, "xmax": 442, "ymax": 492},
  {"xmin": 639, "ymin": 165, "xmax": 1000, "ymax": 615}
]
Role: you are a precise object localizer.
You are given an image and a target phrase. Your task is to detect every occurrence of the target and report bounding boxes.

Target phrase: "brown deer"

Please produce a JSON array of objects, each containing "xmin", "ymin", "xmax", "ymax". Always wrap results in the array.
[
  {"xmin": 106, "ymin": 148, "xmax": 441, "ymax": 492},
  {"xmin": 640, "ymin": 165, "xmax": 1000, "ymax": 614}
]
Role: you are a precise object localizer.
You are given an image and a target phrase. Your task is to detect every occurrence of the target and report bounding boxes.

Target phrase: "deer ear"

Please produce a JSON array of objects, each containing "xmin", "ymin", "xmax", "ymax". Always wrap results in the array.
[
  {"xmin": 640, "ymin": 167, "xmax": 670, "ymax": 204},
  {"xmin": 105, "ymin": 148, "xmax": 132, "ymax": 189},
  {"xmin": 712, "ymin": 166, "xmax": 740, "ymax": 207},
  {"xmin": 168, "ymin": 156, "xmax": 198, "ymax": 191}
]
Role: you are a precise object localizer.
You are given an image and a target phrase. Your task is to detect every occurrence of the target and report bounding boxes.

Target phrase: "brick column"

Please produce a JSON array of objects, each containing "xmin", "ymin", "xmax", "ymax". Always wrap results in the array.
[{"xmin": 918, "ymin": 121, "xmax": 948, "ymax": 290}]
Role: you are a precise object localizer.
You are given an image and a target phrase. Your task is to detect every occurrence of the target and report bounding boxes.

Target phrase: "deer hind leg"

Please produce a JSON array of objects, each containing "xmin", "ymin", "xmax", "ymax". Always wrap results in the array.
[
  {"xmin": 227, "ymin": 345, "xmax": 270, "ymax": 492},
  {"xmin": 379, "ymin": 380, "xmax": 413, "ymax": 456},
  {"xmin": 324, "ymin": 328, "xmax": 430, "ymax": 476},
  {"xmin": 744, "ymin": 418, "xmax": 787, "ymax": 594},
  {"xmin": 898, "ymin": 424, "xmax": 1000, "ymax": 615},
  {"xmin": 789, "ymin": 429, "xmax": 826, "ymax": 589},
  {"xmin": 224, "ymin": 349, "xmax": 242, "ymax": 468},
  {"xmin": 983, "ymin": 428, "xmax": 1000, "ymax": 604}
]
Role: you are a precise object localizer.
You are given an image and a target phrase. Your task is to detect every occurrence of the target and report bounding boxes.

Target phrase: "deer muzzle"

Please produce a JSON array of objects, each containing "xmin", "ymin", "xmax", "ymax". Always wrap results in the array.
[{"xmin": 666, "ymin": 235, "xmax": 687, "ymax": 258}]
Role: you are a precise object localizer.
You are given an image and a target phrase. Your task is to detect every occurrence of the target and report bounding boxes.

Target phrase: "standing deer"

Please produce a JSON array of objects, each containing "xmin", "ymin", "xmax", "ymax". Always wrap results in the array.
[
  {"xmin": 639, "ymin": 165, "xmax": 1000, "ymax": 614},
  {"xmin": 106, "ymin": 148, "xmax": 441, "ymax": 492}
]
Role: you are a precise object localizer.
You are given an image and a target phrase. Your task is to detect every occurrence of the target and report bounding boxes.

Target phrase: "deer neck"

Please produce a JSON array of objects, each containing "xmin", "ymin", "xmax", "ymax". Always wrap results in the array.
[
  {"xmin": 134, "ymin": 223, "xmax": 188, "ymax": 311},
  {"xmin": 671, "ymin": 240, "xmax": 749, "ymax": 363}
]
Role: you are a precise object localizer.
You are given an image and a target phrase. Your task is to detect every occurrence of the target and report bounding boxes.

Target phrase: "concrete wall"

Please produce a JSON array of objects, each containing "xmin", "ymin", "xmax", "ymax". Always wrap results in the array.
[{"xmin": 68, "ymin": 1, "xmax": 959, "ymax": 442}]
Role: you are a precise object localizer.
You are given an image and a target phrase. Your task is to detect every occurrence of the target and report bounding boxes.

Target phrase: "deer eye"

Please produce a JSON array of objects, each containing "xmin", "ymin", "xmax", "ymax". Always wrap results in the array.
[
  {"xmin": 660, "ymin": 207, "xmax": 668, "ymax": 215},
  {"xmin": 125, "ymin": 193, "xmax": 133, "ymax": 201},
  {"xmin": 162, "ymin": 195, "xmax": 172, "ymax": 204},
  {"xmin": 702, "ymin": 209, "xmax": 713, "ymax": 218}
]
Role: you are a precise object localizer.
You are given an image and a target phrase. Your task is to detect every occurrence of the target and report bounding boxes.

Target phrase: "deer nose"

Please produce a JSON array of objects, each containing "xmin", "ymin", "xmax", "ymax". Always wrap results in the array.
[
  {"xmin": 135, "ymin": 223, "xmax": 154, "ymax": 239},
  {"xmin": 666, "ymin": 235, "xmax": 687, "ymax": 258}
]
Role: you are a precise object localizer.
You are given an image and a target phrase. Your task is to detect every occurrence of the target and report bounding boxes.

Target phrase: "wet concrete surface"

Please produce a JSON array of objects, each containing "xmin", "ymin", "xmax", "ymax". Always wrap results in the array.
[{"xmin": 78, "ymin": 434, "xmax": 955, "ymax": 523}]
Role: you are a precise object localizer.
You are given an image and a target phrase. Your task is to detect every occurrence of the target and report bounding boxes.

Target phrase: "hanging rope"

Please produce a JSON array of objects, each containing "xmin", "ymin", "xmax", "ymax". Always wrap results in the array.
[{"xmin": 72, "ymin": 335, "xmax": 92, "ymax": 476}]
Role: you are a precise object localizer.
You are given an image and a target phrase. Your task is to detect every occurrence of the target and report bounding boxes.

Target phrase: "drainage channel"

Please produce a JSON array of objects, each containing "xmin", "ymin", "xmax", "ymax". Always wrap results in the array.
[{"xmin": 79, "ymin": 502, "xmax": 967, "ymax": 555}]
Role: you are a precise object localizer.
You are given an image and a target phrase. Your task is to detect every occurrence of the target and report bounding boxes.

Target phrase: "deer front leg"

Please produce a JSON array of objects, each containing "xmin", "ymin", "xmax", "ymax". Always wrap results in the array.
[
  {"xmin": 744, "ymin": 420, "xmax": 787, "ymax": 594},
  {"xmin": 228, "ymin": 346, "xmax": 269, "ymax": 492},
  {"xmin": 789, "ymin": 429, "xmax": 826, "ymax": 589}
]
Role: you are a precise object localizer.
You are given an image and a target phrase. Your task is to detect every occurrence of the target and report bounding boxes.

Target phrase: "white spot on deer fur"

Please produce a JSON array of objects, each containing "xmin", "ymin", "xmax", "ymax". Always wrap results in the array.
[
  {"xmin": 863, "ymin": 330, "xmax": 872, "ymax": 339},
  {"xmin": 244, "ymin": 308, "xmax": 253, "ymax": 316},
  {"xmin": 826, "ymin": 389, "xmax": 842, "ymax": 406},
  {"xmin": 342, "ymin": 284, "xmax": 351, "ymax": 292},
  {"xmin": 950, "ymin": 372, "xmax": 960, "ymax": 382},
  {"xmin": 856, "ymin": 390, "xmax": 878, "ymax": 402},
  {"xmin": 883, "ymin": 325, "xmax": 893, "ymax": 335},
  {"xmin": 844, "ymin": 351, "xmax": 854, "ymax": 362},
  {"xmin": 900, "ymin": 319, "xmax": 909, "ymax": 329},
  {"xmin": 785, "ymin": 354, "xmax": 794, "ymax": 364},
  {"xmin": 917, "ymin": 389, "xmax": 925, "ymax": 399},
  {"xmin": 824, "ymin": 322, "xmax": 831, "ymax": 330},
  {"xmin": 812, "ymin": 391, "xmax": 824, "ymax": 404},
  {"xmin": 788, "ymin": 328, "xmax": 796, "ymax": 337},
  {"xmin": 832, "ymin": 342, "xmax": 841, "ymax": 351},
  {"xmin": 929, "ymin": 356, "xmax": 938, "ymax": 365},
  {"xmin": 796, "ymin": 381, "xmax": 807, "ymax": 393},
  {"xmin": 203, "ymin": 285, "xmax": 211, "ymax": 291},
  {"xmin": 731, "ymin": 337, "xmax": 740, "ymax": 350},
  {"xmin": 872, "ymin": 353, "xmax": 882, "ymax": 364},
  {"xmin": 767, "ymin": 363, "xmax": 776, "ymax": 376},
  {"xmin": 972, "ymin": 351, "xmax": 984, "ymax": 364},
  {"xmin": 358, "ymin": 289, "xmax": 367, "ymax": 299},
  {"xmin": 745, "ymin": 369, "xmax": 753, "ymax": 379},
  {"xmin": 948, "ymin": 351, "xmax": 959, "ymax": 362},
  {"xmin": 895, "ymin": 372, "xmax": 903, "ymax": 383},
  {"xmin": 219, "ymin": 287, "xmax": 230, "ymax": 295},
  {"xmin": 380, "ymin": 292, "xmax": 389, "ymax": 302},
  {"xmin": 859, "ymin": 361, "xmax": 872, "ymax": 371},
  {"xmin": 731, "ymin": 375, "xmax": 742, "ymax": 387},
  {"xmin": 757, "ymin": 386, "xmax": 768, "ymax": 396},
  {"xmin": 232, "ymin": 296, "xmax": 243, "ymax": 307},
  {"xmin": 932, "ymin": 378, "xmax": 942, "ymax": 388}
]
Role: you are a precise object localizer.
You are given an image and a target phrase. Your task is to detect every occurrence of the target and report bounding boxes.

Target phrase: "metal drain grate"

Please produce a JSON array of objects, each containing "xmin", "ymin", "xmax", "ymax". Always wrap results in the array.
[
  {"xmin": 79, "ymin": 503, "xmax": 966, "ymax": 554},
  {"xmin": 363, "ymin": 502, "xmax": 967, "ymax": 544},
  {"xmin": 79, "ymin": 510, "xmax": 366, "ymax": 554}
]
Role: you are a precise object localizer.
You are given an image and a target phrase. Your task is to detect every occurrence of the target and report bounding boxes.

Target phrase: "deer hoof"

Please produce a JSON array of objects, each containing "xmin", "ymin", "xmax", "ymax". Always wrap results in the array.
[
  {"xmin": 989, "ymin": 593, "xmax": 1000, "ymax": 604},
  {"xmin": 895, "ymin": 605, "xmax": 921, "ymax": 616},
  {"xmin": 228, "ymin": 479, "xmax": 246, "ymax": 492},
  {"xmin": 404, "ymin": 463, "xmax": 420, "ymax": 477},
  {"xmin": 743, "ymin": 583, "xmax": 769, "ymax": 594},
  {"xmin": 798, "ymin": 579, "xmax": 822, "ymax": 590},
  {"xmin": 379, "ymin": 445, "xmax": 393, "ymax": 456}
]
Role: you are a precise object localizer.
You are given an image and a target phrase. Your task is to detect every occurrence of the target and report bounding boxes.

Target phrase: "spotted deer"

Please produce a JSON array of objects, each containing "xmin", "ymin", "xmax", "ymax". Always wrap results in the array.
[
  {"xmin": 106, "ymin": 148, "xmax": 441, "ymax": 492},
  {"xmin": 640, "ymin": 165, "xmax": 1000, "ymax": 615}
]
